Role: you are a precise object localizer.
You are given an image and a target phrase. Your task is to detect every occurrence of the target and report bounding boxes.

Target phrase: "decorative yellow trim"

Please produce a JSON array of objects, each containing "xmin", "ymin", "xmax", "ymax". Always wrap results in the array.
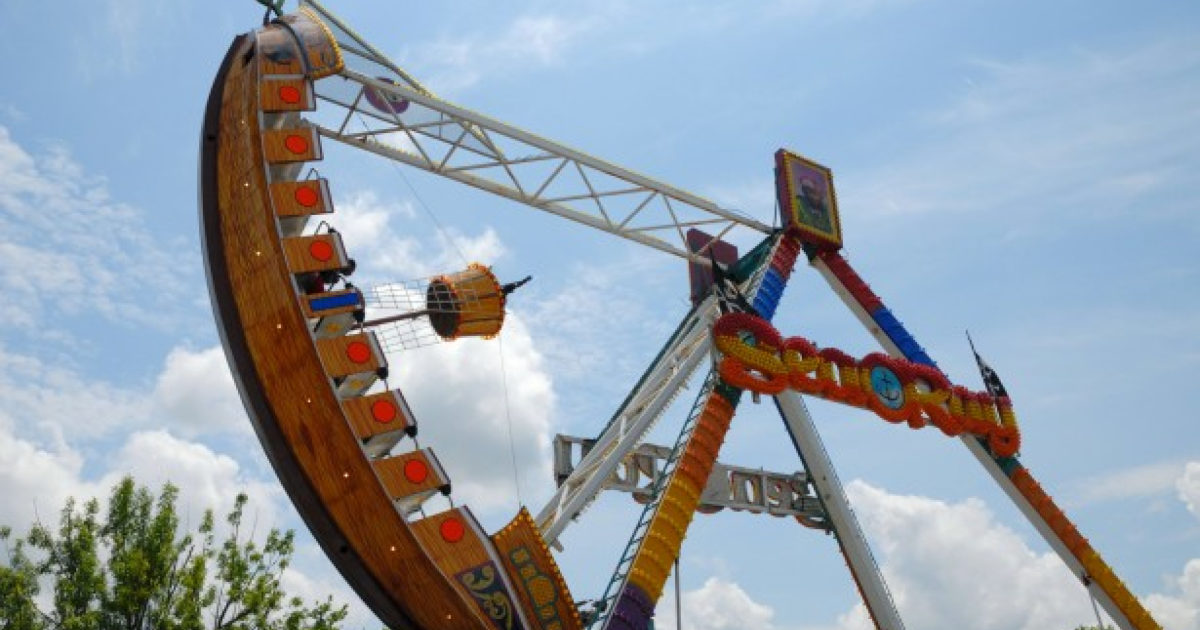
[
  {"xmin": 298, "ymin": 6, "xmax": 345, "ymax": 78},
  {"xmin": 714, "ymin": 312, "xmax": 1022, "ymax": 458}
]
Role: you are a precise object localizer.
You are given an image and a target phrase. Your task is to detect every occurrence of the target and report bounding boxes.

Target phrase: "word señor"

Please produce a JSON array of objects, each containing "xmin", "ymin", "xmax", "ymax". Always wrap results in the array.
[{"xmin": 712, "ymin": 313, "xmax": 1021, "ymax": 458}]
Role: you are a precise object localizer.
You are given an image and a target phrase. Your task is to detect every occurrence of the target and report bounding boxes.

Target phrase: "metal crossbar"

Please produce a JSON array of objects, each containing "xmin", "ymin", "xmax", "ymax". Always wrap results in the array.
[{"xmin": 294, "ymin": 3, "xmax": 772, "ymax": 262}]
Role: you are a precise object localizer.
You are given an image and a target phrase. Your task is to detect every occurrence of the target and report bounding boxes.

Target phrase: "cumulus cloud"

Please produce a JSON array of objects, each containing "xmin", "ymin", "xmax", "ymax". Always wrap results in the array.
[
  {"xmin": 0, "ymin": 341, "xmax": 249, "ymax": 444},
  {"xmin": 656, "ymin": 577, "xmax": 780, "ymax": 630},
  {"xmin": 97, "ymin": 430, "xmax": 283, "ymax": 531},
  {"xmin": 331, "ymin": 189, "xmax": 506, "ymax": 283},
  {"xmin": 0, "ymin": 342, "xmax": 364, "ymax": 622},
  {"xmin": 817, "ymin": 478, "xmax": 1200, "ymax": 630},
  {"xmin": 152, "ymin": 345, "xmax": 248, "ymax": 437},
  {"xmin": 303, "ymin": 187, "xmax": 559, "ymax": 518},
  {"xmin": 0, "ymin": 424, "xmax": 283, "ymax": 542},
  {"xmin": 1145, "ymin": 559, "xmax": 1200, "ymax": 630},
  {"xmin": 642, "ymin": 474, "xmax": 1200, "ymax": 630},
  {"xmin": 1177, "ymin": 462, "xmax": 1200, "ymax": 520},
  {"xmin": 844, "ymin": 480, "xmax": 1111, "ymax": 630},
  {"xmin": 0, "ymin": 427, "xmax": 94, "ymax": 533},
  {"xmin": 0, "ymin": 341, "xmax": 275, "ymax": 537},
  {"xmin": 1141, "ymin": 462, "xmax": 1200, "ymax": 628},
  {"xmin": 391, "ymin": 314, "xmax": 555, "ymax": 517}
]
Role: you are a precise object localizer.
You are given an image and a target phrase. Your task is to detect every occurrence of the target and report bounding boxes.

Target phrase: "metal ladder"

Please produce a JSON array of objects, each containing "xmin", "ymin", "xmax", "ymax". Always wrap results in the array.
[{"xmin": 587, "ymin": 371, "xmax": 720, "ymax": 629}]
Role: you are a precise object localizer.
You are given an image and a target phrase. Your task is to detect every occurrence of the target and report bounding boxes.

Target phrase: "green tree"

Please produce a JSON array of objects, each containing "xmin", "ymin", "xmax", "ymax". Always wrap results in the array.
[{"xmin": 0, "ymin": 477, "xmax": 347, "ymax": 630}]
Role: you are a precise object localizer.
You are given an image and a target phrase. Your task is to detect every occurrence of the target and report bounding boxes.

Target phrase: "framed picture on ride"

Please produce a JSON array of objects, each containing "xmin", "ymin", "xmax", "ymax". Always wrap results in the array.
[{"xmin": 775, "ymin": 149, "xmax": 843, "ymax": 250}]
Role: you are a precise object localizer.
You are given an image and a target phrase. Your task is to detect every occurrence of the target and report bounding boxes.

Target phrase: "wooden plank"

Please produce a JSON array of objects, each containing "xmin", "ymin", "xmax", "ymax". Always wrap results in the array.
[
  {"xmin": 271, "ymin": 179, "xmax": 333, "ymax": 217},
  {"xmin": 263, "ymin": 127, "xmax": 322, "ymax": 164},
  {"xmin": 261, "ymin": 78, "xmax": 315, "ymax": 112},
  {"xmin": 282, "ymin": 233, "xmax": 348, "ymax": 274},
  {"xmin": 375, "ymin": 449, "xmax": 451, "ymax": 514},
  {"xmin": 412, "ymin": 507, "xmax": 531, "ymax": 630},
  {"xmin": 344, "ymin": 389, "xmax": 417, "ymax": 458},
  {"xmin": 202, "ymin": 31, "xmax": 489, "ymax": 630},
  {"xmin": 316, "ymin": 332, "xmax": 384, "ymax": 379}
]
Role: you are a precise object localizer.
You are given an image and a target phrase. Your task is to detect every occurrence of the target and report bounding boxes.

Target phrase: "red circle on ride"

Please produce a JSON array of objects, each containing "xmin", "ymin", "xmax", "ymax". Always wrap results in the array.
[
  {"xmin": 308, "ymin": 240, "xmax": 334, "ymax": 261},
  {"xmin": 294, "ymin": 185, "xmax": 319, "ymax": 207},
  {"xmin": 345, "ymin": 341, "xmax": 371, "ymax": 364},
  {"xmin": 440, "ymin": 517, "xmax": 465, "ymax": 543},
  {"xmin": 371, "ymin": 400, "xmax": 397, "ymax": 423},
  {"xmin": 278, "ymin": 85, "xmax": 302, "ymax": 104},
  {"xmin": 284, "ymin": 134, "xmax": 309, "ymax": 154},
  {"xmin": 403, "ymin": 459, "xmax": 428, "ymax": 484}
]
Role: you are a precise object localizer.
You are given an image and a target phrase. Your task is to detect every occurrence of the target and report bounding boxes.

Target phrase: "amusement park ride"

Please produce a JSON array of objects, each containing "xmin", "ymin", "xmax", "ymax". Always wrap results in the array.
[{"xmin": 198, "ymin": 3, "xmax": 1164, "ymax": 629}]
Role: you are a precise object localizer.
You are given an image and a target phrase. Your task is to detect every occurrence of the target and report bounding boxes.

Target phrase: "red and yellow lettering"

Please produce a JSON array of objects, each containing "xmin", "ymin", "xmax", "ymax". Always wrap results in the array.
[{"xmin": 711, "ymin": 312, "xmax": 1022, "ymax": 458}]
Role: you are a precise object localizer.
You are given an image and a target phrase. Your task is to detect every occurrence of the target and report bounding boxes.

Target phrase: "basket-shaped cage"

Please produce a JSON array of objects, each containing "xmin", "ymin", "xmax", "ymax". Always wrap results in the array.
[{"xmin": 426, "ymin": 263, "xmax": 506, "ymax": 340}]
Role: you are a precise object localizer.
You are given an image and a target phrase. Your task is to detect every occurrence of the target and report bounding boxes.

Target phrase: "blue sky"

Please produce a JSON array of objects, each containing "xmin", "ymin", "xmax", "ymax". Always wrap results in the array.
[{"xmin": 1, "ymin": 1, "xmax": 1198, "ymax": 629}]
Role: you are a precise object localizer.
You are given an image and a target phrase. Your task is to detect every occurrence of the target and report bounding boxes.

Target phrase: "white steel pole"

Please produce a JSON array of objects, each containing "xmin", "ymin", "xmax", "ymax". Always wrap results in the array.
[{"xmin": 774, "ymin": 390, "xmax": 906, "ymax": 630}]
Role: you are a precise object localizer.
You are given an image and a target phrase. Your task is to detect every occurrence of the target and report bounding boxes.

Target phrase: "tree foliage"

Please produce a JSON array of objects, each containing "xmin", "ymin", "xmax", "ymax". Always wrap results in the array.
[{"xmin": 0, "ymin": 477, "xmax": 346, "ymax": 630}]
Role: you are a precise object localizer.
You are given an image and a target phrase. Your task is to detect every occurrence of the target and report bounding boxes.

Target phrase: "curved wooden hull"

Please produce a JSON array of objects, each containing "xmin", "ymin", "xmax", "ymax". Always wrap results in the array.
[{"xmin": 200, "ymin": 29, "xmax": 489, "ymax": 630}]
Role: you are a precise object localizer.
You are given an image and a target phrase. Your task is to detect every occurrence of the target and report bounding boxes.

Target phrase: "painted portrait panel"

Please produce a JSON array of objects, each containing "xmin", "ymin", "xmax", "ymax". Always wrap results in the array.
[{"xmin": 775, "ymin": 149, "xmax": 843, "ymax": 250}]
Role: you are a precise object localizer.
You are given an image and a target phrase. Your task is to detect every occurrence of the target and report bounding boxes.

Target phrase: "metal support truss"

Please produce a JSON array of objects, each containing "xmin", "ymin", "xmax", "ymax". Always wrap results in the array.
[
  {"xmin": 554, "ymin": 434, "xmax": 828, "ymax": 523},
  {"xmin": 296, "ymin": 9, "xmax": 772, "ymax": 263},
  {"xmin": 533, "ymin": 295, "xmax": 718, "ymax": 545}
]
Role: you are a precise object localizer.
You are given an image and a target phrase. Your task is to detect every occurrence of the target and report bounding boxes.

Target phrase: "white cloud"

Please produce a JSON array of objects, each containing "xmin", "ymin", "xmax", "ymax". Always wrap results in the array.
[
  {"xmin": 657, "ymin": 577, "xmax": 780, "ymax": 630},
  {"xmin": 1145, "ymin": 559, "xmax": 1200, "ymax": 630},
  {"xmin": 0, "ymin": 342, "xmax": 249, "ymax": 445},
  {"xmin": 1070, "ymin": 459, "xmax": 1191, "ymax": 506},
  {"xmin": 318, "ymin": 188, "xmax": 558, "ymax": 517},
  {"xmin": 0, "ymin": 340, "xmax": 363, "ymax": 622},
  {"xmin": 152, "ymin": 345, "xmax": 249, "ymax": 438},
  {"xmin": 494, "ymin": 16, "xmax": 583, "ymax": 66},
  {"xmin": 644, "ymin": 473, "xmax": 1200, "ymax": 630},
  {"xmin": 843, "ymin": 481, "xmax": 1109, "ymax": 630},
  {"xmin": 0, "ymin": 344, "xmax": 149, "ymax": 444},
  {"xmin": 281, "ymin": 563, "xmax": 376, "ymax": 629},
  {"xmin": 0, "ymin": 427, "xmax": 93, "ymax": 533},
  {"xmin": 97, "ymin": 430, "xmax": 283, "ymax": 531},
  {"xmin": 1178, "ymin": 462, "xmax": 1200, "ymax": 521},
  {"xmin": 409, "ymin": 14, "xmax": 593, "ymax": 93},
  {"xmin": 0, "ymin": 425, "xmax": 283, "ymax": 547},
  {"xmin": 0, "ymin": 126, "xmax": 192, "ymax": 335},
  {"xmin": 392, "ymin": 314, "xmax": 555, "ymax": 517},
  {"xmin": 332, "ymin": 189, "xmax": 506, "ymax": 283}
]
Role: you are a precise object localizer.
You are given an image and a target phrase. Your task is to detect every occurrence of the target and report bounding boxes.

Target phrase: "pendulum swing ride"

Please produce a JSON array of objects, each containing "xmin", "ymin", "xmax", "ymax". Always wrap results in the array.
[{"xmin": 198, "ymin": 2, "xmax": 1164, "ymax": 629}]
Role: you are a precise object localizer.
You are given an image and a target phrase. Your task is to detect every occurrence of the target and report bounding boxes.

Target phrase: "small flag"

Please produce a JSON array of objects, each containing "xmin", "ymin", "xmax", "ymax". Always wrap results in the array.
[{"xmin": 967, "ymin": 331, "xmax": 1010, "ymax": 400}]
